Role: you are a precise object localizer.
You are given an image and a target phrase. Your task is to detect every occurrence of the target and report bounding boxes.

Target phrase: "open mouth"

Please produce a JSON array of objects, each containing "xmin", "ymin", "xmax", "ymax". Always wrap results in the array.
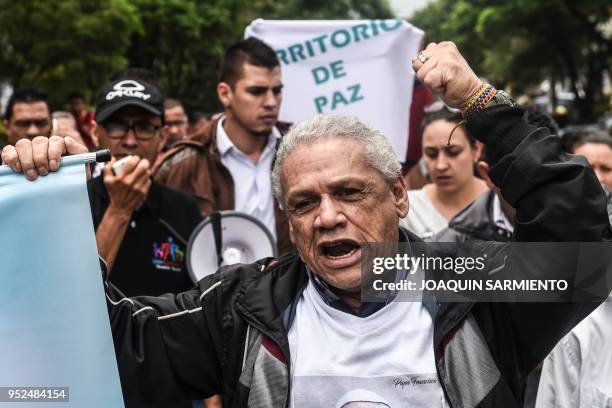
[{"xmin": 319, "ymin": 240, "xmax": 360, "ymax": 260}]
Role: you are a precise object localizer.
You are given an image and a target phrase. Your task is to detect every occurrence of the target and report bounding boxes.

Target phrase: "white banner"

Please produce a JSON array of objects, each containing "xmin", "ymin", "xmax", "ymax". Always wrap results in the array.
[
  {"xmin": 0, "ymin": 159, "xmax": 124, "ymax": 407},
  {"xmin": 245, "ymin": 19, "xmax": 424, "ymax": 161}
]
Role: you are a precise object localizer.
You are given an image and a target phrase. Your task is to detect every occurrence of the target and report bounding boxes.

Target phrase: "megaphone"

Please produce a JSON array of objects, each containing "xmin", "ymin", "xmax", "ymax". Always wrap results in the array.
[{"xmin": 186, "ymin": 211, "xmax": 277, "ymax": 283}]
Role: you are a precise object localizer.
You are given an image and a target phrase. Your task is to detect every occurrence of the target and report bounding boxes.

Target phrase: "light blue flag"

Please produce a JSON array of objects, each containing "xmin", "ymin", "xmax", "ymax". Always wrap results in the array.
[{"xmin": 0, "ymin": 157, "xmax": 124, "ymax": 407}]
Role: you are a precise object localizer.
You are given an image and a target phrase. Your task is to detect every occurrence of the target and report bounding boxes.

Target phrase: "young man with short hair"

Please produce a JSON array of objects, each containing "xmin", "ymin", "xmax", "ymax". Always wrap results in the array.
[{"xmin": 154, "ymin": 37, "xmax": 292, "ymax": 255}]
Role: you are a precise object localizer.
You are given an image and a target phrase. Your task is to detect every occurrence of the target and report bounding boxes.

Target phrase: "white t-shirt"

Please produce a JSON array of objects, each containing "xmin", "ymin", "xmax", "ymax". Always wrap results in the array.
[
  {"xmin": 401, "ymin": 188, "xmax": 448, "ymax": 240},
  {"xmin": 287, "ymin": 280, "xmax": 446, "ymax": 408}
]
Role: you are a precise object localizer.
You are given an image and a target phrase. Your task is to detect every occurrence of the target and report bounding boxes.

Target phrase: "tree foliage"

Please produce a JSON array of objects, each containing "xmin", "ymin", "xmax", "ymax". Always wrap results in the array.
[
  {"xmin": 0, "ymin": 0, "xmax": 140, "ymax": 107},
  {"xmin": 124, "ymin": 0, "xmax": 251, "ymax": 113},
  {"xmin": 255, "ymin": 0, "xmax": 393, "ymax": 20},
  {"xmin": 411, "ymin": 0, "xmax": 612, "ymax": 120}
]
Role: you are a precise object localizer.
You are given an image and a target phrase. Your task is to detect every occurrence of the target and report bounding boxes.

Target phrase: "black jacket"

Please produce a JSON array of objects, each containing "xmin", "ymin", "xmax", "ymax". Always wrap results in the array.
[
  {"xmin": 434, "ymin": 189, "xmax": 513, "ymax": 243},
  {"xmin": 105, "ymin": 106, "xmax": 612, "ymax": 407}
]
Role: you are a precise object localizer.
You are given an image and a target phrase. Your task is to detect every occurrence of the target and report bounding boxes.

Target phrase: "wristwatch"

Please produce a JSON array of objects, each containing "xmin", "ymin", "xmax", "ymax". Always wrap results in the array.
[{"xmin": 485, "ymin": 90, "xmax": 517, "ymax": 109}]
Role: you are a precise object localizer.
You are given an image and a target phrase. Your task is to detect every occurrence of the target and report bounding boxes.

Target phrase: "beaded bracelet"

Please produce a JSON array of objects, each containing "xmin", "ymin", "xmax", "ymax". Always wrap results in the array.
[
  {"xmin": 461, "ymin": 83, "xmax": 488, "ymax": 113},
  {"xmin": 468, "ymin": 86, "xmax": 496, "ymax": 117},
  {"xmin": 462, "ymin": 83, "xmax": 496, "ymax": 118},
  {"xmin": 447, "ymin": 83, "xmax": 496, "ymax": 146}
]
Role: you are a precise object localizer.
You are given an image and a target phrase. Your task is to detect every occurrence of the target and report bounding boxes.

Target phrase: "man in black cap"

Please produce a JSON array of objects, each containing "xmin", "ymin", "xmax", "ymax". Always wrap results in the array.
[{"xmin": 88, "ymin": 74, "xmax": 202, "ymax": 302}]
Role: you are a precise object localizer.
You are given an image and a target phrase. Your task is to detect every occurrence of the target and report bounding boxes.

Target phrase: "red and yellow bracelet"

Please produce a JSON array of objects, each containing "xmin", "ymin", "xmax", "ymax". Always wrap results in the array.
[
  {"xmin": 446, "ymin": 83, "xmax": 496, "ymax": 146},
  {"xmin": 462, "ymin": 83, "xmax": 496, "ymax": 119},
  {"xmin": 461, "ymin": 83, "xmax": 488, "ymax": 112}
]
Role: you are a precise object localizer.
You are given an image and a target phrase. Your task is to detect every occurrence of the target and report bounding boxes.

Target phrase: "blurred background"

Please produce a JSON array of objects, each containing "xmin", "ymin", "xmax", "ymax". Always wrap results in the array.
[{"xmin": 0, "ymin": 0, "xmax": 610, "ymax": 144}]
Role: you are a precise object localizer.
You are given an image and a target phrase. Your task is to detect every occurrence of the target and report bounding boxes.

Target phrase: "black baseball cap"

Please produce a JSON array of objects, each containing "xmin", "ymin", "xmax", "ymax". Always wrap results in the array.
[{"xmin": 95, "ymin": 78, "xmax": 164, "ymax": 123}]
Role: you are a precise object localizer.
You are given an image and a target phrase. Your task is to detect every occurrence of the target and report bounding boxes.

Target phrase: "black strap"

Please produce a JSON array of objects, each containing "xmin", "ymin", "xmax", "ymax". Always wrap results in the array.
[{"xmin": 210, "ymin": 212, "xmax": 224, "ymax": 266}]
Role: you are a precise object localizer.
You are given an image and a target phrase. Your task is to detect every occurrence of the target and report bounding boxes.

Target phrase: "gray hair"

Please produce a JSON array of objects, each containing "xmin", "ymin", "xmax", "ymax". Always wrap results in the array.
[{"xmin": 272, "ymin": 114, "xmax": 402, "ymax": 209}]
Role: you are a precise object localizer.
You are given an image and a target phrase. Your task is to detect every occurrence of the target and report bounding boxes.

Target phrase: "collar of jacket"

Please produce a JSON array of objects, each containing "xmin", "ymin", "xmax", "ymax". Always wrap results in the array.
[
  {"xmin": 233, "ymin": 252, "xmax": 308, "ymax": 358},
  {"xmin": 166, "ymin": 115, "xmax": 291, "ymax": 159},
  {"xmin": 448, "ymin": 189, "xmax": 513, "ymax": 242}
]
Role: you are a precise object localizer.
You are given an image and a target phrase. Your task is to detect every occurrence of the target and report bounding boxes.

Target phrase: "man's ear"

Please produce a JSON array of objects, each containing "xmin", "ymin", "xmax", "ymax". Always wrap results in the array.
[
  {"xmin": 217, "ymin": 82, "xmax": 232, "ymax": 108},
  {"xmin": 476, "ymin": 161, "xmax": 495, "ymax": 189},
  {"xmin": 473, "ymin": 140, "xmax": 484, "ymax": 162},
  {"xmin": 392, "ymin": 176, "xmax": 409, "ymax": 219},
  {"xmin": 3, "ymin": 119, "xmax": 8, "ymax": 131},
  {"xmin": 90, "ymin": 122, "xmax": 101, "ymax": 148}
]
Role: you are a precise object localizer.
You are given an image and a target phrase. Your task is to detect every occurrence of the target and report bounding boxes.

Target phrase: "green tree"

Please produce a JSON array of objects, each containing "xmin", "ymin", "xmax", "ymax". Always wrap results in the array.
[
  {"xmin": 255, "ymin": 0, "xmax": 394, "ymax": 20},
  {"xmin": 0, "ymin": 0, "xmax": 141, "ymax": 108},
  {"xmin": 411, "ymin": 0, "xmax": 612, "ymax": 121},
  {"xmin": 124, "ymin": 0, "xmax": 252, "ymax": 113}
]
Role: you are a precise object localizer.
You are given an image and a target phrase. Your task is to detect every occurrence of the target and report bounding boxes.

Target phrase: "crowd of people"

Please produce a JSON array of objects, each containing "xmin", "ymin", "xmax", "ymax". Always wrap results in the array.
[{"xmin": 2, "ymin": 35, "xmax": 612, "ymax": 408}]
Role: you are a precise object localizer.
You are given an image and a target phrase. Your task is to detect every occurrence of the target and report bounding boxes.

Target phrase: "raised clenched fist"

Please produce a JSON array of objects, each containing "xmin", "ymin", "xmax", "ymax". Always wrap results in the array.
[{"xmin": 412, "ymin": 41, "xmax": 483, "ymax": 110}]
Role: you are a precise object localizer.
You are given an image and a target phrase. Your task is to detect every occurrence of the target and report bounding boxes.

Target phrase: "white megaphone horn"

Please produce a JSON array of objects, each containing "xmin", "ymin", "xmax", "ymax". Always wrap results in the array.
[{"xmin": 186, "ymin": 211, "xmax": 277, "ymax": 283}]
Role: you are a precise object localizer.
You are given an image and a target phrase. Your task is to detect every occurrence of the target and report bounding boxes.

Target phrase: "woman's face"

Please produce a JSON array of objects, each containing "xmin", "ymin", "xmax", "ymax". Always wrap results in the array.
[
  {"xmin": 422, "ymin": 119, "xmax": 480, "ymax": 193},
  {"xmin": 573, "ymin": 142, "xmax": 612, "ymax": 190}
]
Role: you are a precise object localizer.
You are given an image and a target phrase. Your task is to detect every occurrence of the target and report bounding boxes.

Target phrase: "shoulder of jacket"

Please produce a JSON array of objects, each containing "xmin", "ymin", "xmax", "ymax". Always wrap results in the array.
[
  {"xmin": 158, "ymin": 117, "xmax": 222, "ymax": 164},
  {"xmin": 195, "ymin": 253, "xmax": 299, "ymax": 301}
]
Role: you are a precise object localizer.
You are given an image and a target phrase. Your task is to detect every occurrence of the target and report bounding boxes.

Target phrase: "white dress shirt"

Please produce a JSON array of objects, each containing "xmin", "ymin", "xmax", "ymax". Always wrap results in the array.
[
  {"xmin": 492, "ymin": 194, "xmax": 514, "ymax": 234},
  {"xmin": 216, "ymin": 118, "xmax": 280, "ymax": 240}
]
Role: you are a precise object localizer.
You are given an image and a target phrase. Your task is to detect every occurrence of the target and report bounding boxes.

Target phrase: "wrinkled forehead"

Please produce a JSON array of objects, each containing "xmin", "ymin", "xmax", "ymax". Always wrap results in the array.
[{"xmin": 282, "ymin": 137, "xmax": 379, "ymax": 191}]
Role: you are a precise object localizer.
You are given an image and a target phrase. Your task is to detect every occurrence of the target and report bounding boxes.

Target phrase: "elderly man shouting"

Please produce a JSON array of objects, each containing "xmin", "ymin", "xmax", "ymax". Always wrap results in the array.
[{"xmin": 3, "ymin": 42, "xmax": 610, "ymax": 408}]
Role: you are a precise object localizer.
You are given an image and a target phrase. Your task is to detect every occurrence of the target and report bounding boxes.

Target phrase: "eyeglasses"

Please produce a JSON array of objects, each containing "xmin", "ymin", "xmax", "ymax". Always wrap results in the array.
[
  {"xmin": 13, "ymin": 119, "xmax": 50, "ymax": 129},
  {"xmin": 103, "ymin": 122, "xmax": 161, "ymax": 140}
]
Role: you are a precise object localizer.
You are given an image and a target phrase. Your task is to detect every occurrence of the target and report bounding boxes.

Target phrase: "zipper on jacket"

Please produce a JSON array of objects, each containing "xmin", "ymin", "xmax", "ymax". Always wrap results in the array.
[
  {"xmin": 236, "ymin": 310, "xmax": 292, "ymax": 408},
  {"xmin": 434, "ymin": 303, "xmax": 475, "ymax": 408}
]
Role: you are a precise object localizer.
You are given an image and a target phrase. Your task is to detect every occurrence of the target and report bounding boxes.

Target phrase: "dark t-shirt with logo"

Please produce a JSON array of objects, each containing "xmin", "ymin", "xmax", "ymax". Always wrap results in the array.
[{"xmin": 88, "ymin": 176, "xmax": 202, "ymax": 297}]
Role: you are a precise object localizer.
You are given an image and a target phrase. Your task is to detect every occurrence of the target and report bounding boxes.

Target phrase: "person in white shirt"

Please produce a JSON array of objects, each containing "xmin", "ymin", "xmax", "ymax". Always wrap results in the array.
[{"xmin": 536, "ymin": 298, "xmax": 612, "ymax": 407}]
